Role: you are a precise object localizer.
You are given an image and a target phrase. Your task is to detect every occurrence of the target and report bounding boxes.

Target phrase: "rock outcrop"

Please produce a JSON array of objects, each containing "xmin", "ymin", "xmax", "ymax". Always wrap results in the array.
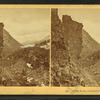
[
  {"xmin": 51, "ymin": 8, "xmax": 100, "ymax": 87},
  {"xmin": 51, "ymin": 9, "xmax": 83, "ymax": 65},
  {"xmin": 0, "ymin": 23, "xmax": 4, "ymax": 57},
  {"xmin": 51, "ymin": 9, "xmax": 84, "ymax": 86}
]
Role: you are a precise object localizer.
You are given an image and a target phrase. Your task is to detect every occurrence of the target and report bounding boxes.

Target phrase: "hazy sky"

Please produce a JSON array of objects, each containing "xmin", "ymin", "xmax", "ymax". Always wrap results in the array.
[
  {"xmin": 58, "ymin": 8, "xmax": 100, "ymax": 43},
  {"xmin": 0, "ymin": 8, "xmax": 50, "ymax": 44}
]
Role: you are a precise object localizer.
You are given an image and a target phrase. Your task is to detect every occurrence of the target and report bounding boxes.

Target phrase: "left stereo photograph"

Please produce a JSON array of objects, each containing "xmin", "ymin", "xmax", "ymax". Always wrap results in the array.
[{"xmin": 0, "ymin": 8, "xmax": 50, "ymax": 86}]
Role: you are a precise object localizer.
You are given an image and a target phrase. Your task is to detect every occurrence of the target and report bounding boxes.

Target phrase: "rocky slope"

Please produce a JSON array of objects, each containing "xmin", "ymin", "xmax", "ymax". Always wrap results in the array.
[
  {"xmin": 0, "ymin": 22, "xmax": 50, "ymax": 86},
  {"xmin": 80, "ymin": 29, "xmax": 100, "ymax": 58},
  {"xmin": 80, "ymin": 50, "xmax": 100, "ymax": 86},
  {"xmin": 1, "ymin": 29, "xmax": 21, "ymax": 58},
  {"xmin": 51, "ymin": 8, "xmax": 100, "ymax": 87},
  {"xmin": 1, "ymin": 36, "xmax": 50, "ymax": 86}
]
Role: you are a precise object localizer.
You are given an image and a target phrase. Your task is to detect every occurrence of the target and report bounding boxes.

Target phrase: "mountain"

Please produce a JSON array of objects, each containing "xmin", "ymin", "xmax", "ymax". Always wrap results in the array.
[
  {"xmin": 23, "ymin": 35, "xmax": 50, "ymax": 46},
  {"xmin": 1, "ymin": 29, "xmax": 21, "ymax": 58},
  {"xmin": 51, "ymin": 8, "xmax": 100, "ymax": 87},
  {"xmin": 35, "ymin": 35, "xmax": 49, "ymax": 44},
  {"xmin": 78, "ymin": 29, "xmax": 100, "ymax": 86},
  {"xmin": 80, "ymin": 29, "xmax": 100, "ymax": 58},
  {"xmin": 20, "ymin": 35, "xmax": 50, "ymax": 49}
]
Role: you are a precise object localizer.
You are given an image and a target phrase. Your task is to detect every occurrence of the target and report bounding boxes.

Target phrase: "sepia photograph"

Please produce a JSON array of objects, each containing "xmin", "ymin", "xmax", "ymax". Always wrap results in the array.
[
  {"xmin": 51, "ymin": 8, "xmax": 100, "ymax": 87},
  {"xmin": 0, "ymin": 8, "xmax": 50, "ymax": 86},
  {"xmin": 0, "ymin": 5, "xmax": 100, "ymax": 95}
]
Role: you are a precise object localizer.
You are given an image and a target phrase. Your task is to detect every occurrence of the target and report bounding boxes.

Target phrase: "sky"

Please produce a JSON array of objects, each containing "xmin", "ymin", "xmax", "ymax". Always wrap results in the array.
[
  {"xmin": 0, "ymin": 8, "xmax": 50, "ymax": 44},
  {"xmin": 58, "ymin": 8, "xmax": 100, "ymax": 44}
]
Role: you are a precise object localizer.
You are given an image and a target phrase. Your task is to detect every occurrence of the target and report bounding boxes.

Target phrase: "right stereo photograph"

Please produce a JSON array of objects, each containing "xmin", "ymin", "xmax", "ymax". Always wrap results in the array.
[{"xmin": 51, "ymin": 8, "xmax": 100, "ymax": 87}]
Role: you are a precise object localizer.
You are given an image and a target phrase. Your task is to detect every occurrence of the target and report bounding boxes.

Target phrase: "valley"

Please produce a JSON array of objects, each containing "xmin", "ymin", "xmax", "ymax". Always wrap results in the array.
[{"xmin": 0, "ymin": 24, "xmax": 50, "ymax": 86}]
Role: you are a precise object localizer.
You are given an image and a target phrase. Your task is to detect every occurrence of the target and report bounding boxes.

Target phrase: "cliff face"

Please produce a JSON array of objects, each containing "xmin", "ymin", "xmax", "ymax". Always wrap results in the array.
[
  {"xmin": 51, "ymin": 9, "xmax": 83, "ymax": 86},
  {"xmin": 51, "ymin": 9, "xmax": 83, "ymax": 65},
  {"xmin": 0, "ymin": 23, "xmax": 4, "ymax": 57},
  {"xmin": 62, "ymin": 15, "xmax": 83, "ymax": 60}
]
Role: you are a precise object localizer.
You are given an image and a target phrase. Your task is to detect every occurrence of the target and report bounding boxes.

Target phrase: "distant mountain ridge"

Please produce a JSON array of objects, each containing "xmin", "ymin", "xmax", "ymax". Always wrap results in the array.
[
  {"xmin": 22, "ymin": 35, "xmax": 50, "ymax": 45},
  {"xmin": 20, "ymin": 35, "xmax": 50, "ymax": 48}
]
